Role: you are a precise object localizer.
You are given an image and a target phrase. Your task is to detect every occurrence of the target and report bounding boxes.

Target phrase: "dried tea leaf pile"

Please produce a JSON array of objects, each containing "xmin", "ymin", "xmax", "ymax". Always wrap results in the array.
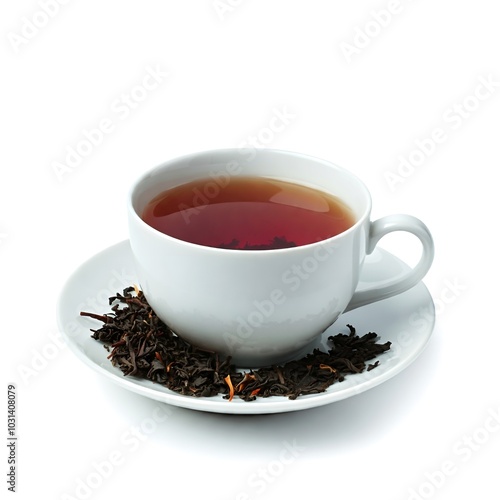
[{"xmin": 81, "ymin": 286, "xmax": 391, "ymax": 401}]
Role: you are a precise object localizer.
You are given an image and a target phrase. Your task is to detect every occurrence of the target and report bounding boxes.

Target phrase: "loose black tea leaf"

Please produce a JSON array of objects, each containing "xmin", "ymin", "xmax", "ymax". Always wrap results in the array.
[
  {"xmin": 217, "ymin": 236, "xmax": 298, "ymax": 250},
  {"xmin": 81, "ymin": 287, "xmax": 391, "ymax": 401}
]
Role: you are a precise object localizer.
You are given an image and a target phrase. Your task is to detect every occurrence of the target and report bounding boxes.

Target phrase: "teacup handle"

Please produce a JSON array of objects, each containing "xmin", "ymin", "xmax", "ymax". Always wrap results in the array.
[{"xmin": 345, "ymin": 214, "xmax": 434, "ymax": 312}]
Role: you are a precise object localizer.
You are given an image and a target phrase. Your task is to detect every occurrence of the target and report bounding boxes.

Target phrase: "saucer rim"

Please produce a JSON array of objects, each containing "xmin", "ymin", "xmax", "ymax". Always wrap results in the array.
[{"xmin": 56, "ymin": 240, "xmax": 435, "ymax": 415}]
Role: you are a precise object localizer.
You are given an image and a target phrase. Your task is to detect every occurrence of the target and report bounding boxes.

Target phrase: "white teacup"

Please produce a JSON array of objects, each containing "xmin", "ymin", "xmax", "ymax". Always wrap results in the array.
[{"xmin": 128, "ymin": 149, "xmax": 434, "ymax": 367}]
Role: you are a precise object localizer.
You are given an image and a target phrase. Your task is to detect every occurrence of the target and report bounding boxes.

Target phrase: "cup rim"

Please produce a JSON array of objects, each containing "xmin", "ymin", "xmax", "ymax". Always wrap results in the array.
[{"xmin": 127, "ymin": 148, "xmax": 372, "ymax": 254}]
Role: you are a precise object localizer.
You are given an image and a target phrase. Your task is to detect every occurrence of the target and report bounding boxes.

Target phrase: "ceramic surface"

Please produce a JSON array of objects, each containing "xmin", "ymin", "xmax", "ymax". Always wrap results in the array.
[{"xmin": 57, "ymin": 240, "xmax": 435, "ymax": 415}]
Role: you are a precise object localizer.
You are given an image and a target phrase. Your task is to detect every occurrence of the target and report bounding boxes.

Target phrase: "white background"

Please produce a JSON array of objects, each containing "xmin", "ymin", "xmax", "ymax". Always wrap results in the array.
[{"xmin": 2, "ymin": 1, "xmax": 499, "ymax": 499}]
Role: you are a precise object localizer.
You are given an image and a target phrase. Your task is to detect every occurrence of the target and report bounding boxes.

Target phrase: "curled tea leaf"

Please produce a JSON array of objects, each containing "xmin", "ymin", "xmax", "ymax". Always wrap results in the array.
[{"xmin": 81, "ymin": 288, "xmax": 391, "ymax": 401}]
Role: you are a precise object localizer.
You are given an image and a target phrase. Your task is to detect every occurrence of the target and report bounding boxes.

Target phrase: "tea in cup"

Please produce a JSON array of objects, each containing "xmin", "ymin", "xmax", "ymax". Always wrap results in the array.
[{"xmin": 128, "ymin": 148, "xmax": 434, "ymax": 366}]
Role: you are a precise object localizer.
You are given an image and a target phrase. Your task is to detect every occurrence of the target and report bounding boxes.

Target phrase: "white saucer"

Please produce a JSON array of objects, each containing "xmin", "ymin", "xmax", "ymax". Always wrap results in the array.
[{"xmin": 56, "ymin": 240, "xmax": 435, "ymax": 414}]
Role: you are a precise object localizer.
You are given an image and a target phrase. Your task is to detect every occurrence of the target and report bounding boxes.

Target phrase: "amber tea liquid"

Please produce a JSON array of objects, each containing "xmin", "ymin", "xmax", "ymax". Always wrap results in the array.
[{"xmin": 142, "ymin": 176, "xmax": 355, "ymax": 250}]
